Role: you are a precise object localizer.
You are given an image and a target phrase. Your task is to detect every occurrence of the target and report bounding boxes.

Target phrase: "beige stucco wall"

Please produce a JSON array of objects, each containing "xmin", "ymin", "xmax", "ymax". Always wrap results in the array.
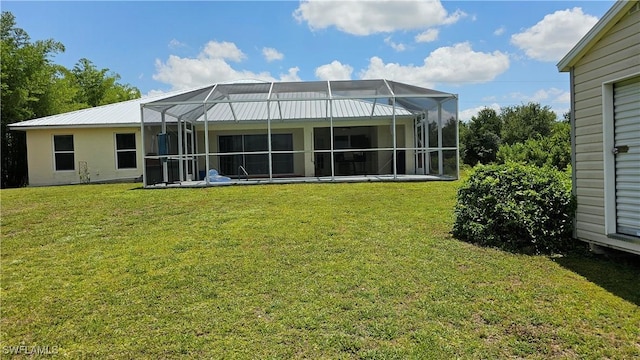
[
  {"xmin": 571, "ymin": 7, "xmax": 640, "ymax": 251},
  {"xmin": 25, "ymin": 127, "xmax": 142, "ymax": 186}
]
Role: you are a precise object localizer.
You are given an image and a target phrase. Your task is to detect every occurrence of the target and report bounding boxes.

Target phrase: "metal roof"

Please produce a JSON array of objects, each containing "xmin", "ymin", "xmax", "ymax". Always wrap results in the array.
[
  {"xmin": 190, "ymin": 93, "xmax": 413, "ymax": 122},
  {"xmin": 8, "ymin": 86, "xmax": 210, "ymax": 130},
  {"xmin": 10, "ymin": 79, "xmax": 456, "ymax": 129}
]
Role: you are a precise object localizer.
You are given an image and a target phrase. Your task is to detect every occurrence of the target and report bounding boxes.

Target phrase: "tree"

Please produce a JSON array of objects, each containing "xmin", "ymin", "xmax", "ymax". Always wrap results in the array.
[
  {"xmin": 461, "ymin": 108, "xmax": 502, "ymax": 166},
  {"xmin": 1, "ymin": 12, "xmax": 141, "ymax": 188},
  {"xmin": 1, "ymin": 11, "xmax": 66, "ymax": 187},
  {"xmin": 70, "ymin": 58, "xmax": 140, "ymax": 107},
  {"xmin": 496, "ymin": 114, "xmax": 571, "ymax": 171},
  {"xmin": 500, "ymin": 102, "xmax": 556, "ymax": 145}
]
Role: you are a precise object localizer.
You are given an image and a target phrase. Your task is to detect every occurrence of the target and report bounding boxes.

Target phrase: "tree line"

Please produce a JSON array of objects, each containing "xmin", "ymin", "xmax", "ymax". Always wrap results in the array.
[
  {"xmin": 459, "ymin": 103, "xmax": 571, "ymax": 172},
  {"xmin": 1, "ymin": 11, "xmax": 141, "ymax": 188}
]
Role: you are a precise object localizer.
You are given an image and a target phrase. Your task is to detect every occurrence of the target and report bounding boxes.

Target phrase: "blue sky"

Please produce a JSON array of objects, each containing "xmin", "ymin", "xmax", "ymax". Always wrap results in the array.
[{"xmin": 3, "ymin": 1, "xmax": 615, "ymax": 120}]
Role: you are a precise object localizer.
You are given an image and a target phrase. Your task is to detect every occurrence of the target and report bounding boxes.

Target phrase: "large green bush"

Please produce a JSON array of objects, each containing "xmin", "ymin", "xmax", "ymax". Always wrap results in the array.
[
  {"xmin": 452, "ymin": 163, "xmax": 576, "ymax": 254},
  {"xmin": 496, "ymin": 121, "xmax": 571, "ymax": 171}
]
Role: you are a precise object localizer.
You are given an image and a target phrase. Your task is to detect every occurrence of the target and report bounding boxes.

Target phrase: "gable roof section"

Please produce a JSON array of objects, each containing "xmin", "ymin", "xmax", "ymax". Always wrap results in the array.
[
  {"xmin": 558, "ymin": 0, "xmax": 639, "ymax": 72},
  {"xmin": 8, "ymin": 86, "xmax": 209, "ymax": 130}
]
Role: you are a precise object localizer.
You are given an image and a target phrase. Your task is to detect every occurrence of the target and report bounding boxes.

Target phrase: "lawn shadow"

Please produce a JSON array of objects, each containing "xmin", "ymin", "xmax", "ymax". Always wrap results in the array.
[{"xmin": 553, "ymin": 247, "xmax": 640, "ymax": 306}]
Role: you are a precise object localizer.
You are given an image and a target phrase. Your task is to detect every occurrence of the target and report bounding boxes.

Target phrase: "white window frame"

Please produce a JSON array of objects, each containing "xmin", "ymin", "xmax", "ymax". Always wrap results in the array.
[
  {"xmin": 53, "ymin": 134, "xmax": 75, "ymax": 172},
  {"xmin": 602, "ymin": 72, "xmax": 640, "ymax": 237},
  {"xmin": 115, "ymin": 133, "xmax": 137, "ymax": 170}
]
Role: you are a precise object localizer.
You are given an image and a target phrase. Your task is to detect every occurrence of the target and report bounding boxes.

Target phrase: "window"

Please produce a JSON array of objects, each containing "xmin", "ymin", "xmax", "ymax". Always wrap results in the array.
[
  {"xmin": 53, "ymin": 135, "xmax": 74, "ymax": 171},
  {"xmin": 116, "ymin": 133, "xmax": 137, "ymax": 169},
  {"xmin": 219, "ymin": 134, "xmax": 293, "ymax": 176}
]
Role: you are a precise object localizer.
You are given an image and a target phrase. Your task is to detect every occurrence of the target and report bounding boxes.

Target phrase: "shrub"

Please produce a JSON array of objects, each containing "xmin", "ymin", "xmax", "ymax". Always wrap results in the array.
[
  {"xmin": 496, "ymin": 121, "xmax": 571, "ymax": 171},
  {"xmin": 452, "ymin": 163, "xmax": 576, "ymax": 254}
]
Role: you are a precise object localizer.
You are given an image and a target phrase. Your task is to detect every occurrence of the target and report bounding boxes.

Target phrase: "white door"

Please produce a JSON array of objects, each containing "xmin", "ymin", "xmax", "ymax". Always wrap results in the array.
[{"xmin": 613, "ymin": 77, "xmax": 640, "ymax": 237}]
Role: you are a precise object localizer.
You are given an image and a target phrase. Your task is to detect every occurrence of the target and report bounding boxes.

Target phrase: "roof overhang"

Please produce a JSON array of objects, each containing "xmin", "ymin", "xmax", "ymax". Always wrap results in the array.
[
  {"xmin": 557, "ymin": 1, "xmax": 638, "ymax": 72},
  {"xmin": 9, "ymin": 123, "xmax": 142, "ymax": 131}
]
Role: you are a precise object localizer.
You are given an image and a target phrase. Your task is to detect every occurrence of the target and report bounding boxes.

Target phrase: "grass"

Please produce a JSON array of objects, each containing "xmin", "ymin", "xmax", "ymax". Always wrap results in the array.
[{"xmin": 1, "ymin": 181, "xmax": 638, "ymax": 358}]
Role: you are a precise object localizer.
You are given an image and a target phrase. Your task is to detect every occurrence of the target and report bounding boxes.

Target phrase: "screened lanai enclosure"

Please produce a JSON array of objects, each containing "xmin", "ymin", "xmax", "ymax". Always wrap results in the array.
[{"xmin": 140, "ymin": 79, "xmax": 458, "ymax": 187}]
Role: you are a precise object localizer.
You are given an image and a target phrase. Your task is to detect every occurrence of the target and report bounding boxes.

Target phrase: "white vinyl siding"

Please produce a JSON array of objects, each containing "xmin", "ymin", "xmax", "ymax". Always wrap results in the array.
[
  {"xmin": 571, "ymin": 6, "xmax": 640, "ymax": 252},
  {"xmin": 613, "ymin": 78, "xmax": 640, "ymax": 237}
]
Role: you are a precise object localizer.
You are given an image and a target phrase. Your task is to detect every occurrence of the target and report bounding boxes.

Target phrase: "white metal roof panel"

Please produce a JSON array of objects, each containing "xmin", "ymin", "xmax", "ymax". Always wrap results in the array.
[
  {"xmin": 9, "ymin": 87, "xmax": 206, "ymax": 129},
  {"xmin": 199, "ymin": 96, "xmax": 411, "ymax": 122}
]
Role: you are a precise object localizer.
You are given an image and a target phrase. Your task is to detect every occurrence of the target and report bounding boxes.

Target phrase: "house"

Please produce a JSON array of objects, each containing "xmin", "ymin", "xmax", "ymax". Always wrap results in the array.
[
  {"xmin": 557, "ymin": 0, "xmax": 640, "ymax": 255},
  {"xmin": 9, "ymin": 79, "xmax": 459, "ymax": 187}
]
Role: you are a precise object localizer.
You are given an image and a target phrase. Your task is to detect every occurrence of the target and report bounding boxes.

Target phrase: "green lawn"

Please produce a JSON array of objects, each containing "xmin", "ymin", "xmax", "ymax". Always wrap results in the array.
[{"xmin": 1, "ymin": 181, "xmax": 638, "ymax": 358}]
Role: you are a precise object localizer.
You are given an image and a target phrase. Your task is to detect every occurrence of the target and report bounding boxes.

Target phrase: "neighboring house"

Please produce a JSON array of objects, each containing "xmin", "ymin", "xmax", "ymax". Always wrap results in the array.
[
  {"xmin": 558, "ymin": 0, "xmax": 640, "ymax": 255},
  {"xmin": 9, "ymin": 79, "xmax": 459, "ymax": 187}
]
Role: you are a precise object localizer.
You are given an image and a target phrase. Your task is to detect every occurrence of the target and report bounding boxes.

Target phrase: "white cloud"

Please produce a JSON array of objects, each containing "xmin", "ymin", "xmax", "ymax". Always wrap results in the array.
[
  {"xmin": 384, "ymin": 37, "xmax": 406, "ymax": 52},
  {"xmin": 280, "ymin": 67, "xmax": 301, "ymax": 82},
  {"xmin": 459, "ymin": 104, "xmax": 501, "ymax": 122},
  {"xmin": 145, "ymin": 89, "xmax": 168, "ymax": 97},
  {"xmin": 441, "ymin": 9, "xmax": 467, "ymax": 25},
  {"xmin": 511, "ymin": 7, "xmax": 598, "ymax": 62},
  {"xmin": 503, "ymin": 87, "xmax": 571, "ymax": 120},
  {"xmin": 415, "ymin": 29, "xmax": 439, "ymax": 43},
  {"xmin": 153, "ymin": 40, "xmax": 299, "ymax": 89},
  {"xmin": 493, "ymin": 26, "xmax": 505, "ymax": 36},
  {"xmin": 293, "ymin": 0, "xmax": 466, "ymax": 35},
  {"xmin": 359, "ymin": 42, "xmax": 509, "ymax": 87},
  {"xmin": 200, "ymin": 41, "xmax": 246, "ymax": 62},
  {"xmin": 262, "ymin": 47, "xmax": 284, "ymax": 62},
  {"xmin": 554, "ymin": 91, "xmax": 570, "ymax": 104},
  {"xmin": 168, "ymin": 39, "xmax": 187, "ymax": 49},
  {"xmin": 507, "ymin": 87, "xmax": 569, "ymax": 104},
  {"xmin": 315, "ymin": 60, "xmax": 354, "ymax": 80},
  {"xmin": 531, "ymin": 88, "xmax": 568, "ymax": 103}
]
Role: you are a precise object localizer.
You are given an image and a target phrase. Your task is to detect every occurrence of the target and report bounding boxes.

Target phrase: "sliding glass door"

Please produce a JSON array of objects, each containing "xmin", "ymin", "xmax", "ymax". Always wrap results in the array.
[{"xmin": 219, "ymin": 134, "xmax": 293, "ymax": 177}]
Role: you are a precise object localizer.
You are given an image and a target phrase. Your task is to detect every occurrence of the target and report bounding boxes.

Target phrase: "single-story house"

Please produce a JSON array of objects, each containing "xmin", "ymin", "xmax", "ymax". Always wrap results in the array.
[
  {"xmin": 9, "ymin": 79, "xmax": 459, "ymax": 187},
  {"xmin": 557, "ymin": 0, "xmax": 640, "ymax": 255}
]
